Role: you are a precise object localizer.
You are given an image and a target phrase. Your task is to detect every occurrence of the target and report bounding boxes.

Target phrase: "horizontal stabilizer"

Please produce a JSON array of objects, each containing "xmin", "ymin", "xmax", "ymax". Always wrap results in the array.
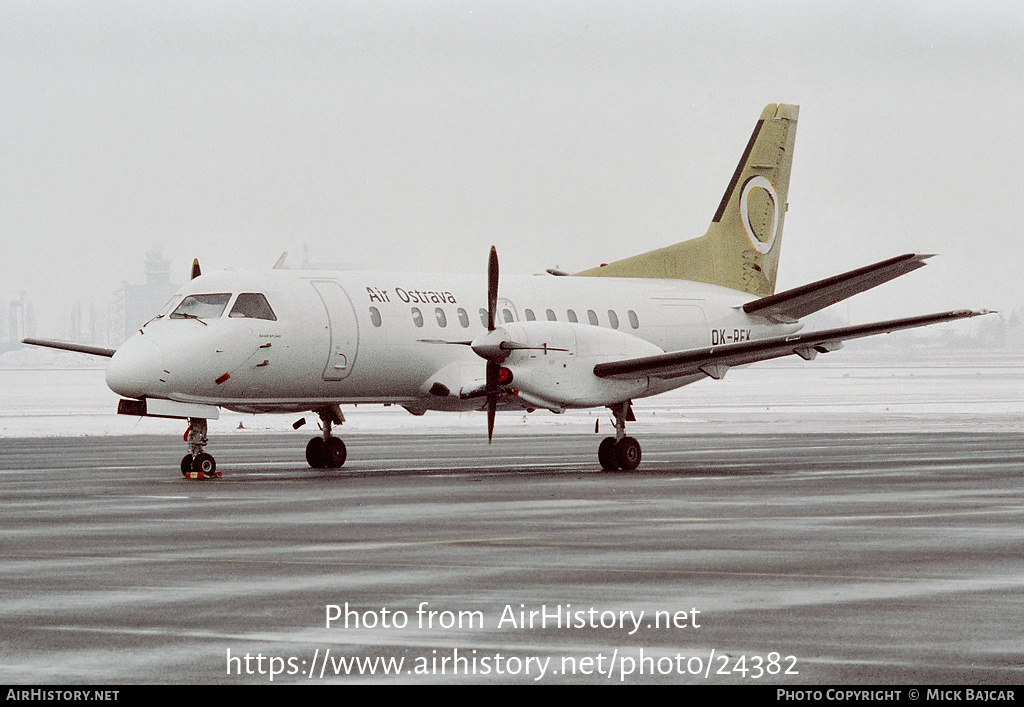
[
  {"xmin": 22, "ymin": 338, "xmax": 116, "ymax": 358},
  {"xmin": 594, "ymin": 309, "xmax": 990, "ymax": 381},
  {"xmin": 742, "ymin": 253, "xmax": 933, "ymax": 323}
]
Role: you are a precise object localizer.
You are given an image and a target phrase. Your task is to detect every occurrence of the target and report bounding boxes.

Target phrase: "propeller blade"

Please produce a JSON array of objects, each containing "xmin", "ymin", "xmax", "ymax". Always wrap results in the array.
[
  {"xmin": 501, "ymin": 341, "xmax": 569, "ymax": 353},
  {"xmin": 486, "ymin": 360, "xmax": 499, "ymax": 443},
  {"xmin": 485, "ymin": 247, "xmax": 501, "ymax": 443},
  {"xmin": 191, "ymin": 259, "xmax": 202, "ymax": 280},
  {"xmin": 416, "ymin": 339, "xmax": 474, "ymax": 346},
  {"xmin": 487, "ymin": 395, "xmax": 496, "ymax": 443},
  {"xmin": 487, "ymin": 246, "xmax": 498, "ymax": 331}
]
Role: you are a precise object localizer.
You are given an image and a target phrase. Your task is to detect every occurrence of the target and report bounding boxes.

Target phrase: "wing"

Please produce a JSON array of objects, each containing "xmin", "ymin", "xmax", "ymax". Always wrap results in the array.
[
  {"xmin": 742, "ymin": 253, "xmax": 933, "ymax": 323},
  {"xmin": 21, "ymin": 338, "xmax": 116, "ymax": 358},
  {"xmin": 593, "ymin": 309, "xmax": 989, "ymax": 381}
]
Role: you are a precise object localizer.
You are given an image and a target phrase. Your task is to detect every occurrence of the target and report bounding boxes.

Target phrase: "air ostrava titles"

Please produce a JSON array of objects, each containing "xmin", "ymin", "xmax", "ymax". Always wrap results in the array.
[
  {"xmin": 366, "ymin": 286, "xmax": 457, "ymax": 304},
  {"xmin": 326, "ymin": 602, "xmax": 701, "ymax": 636}
]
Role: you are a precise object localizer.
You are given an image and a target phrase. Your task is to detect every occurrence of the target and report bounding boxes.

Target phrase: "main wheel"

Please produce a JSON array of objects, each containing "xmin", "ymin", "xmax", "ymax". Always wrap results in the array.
[
  {"xmin": 181, "ymin": 455, "xmax": 193, "ymax": 476},
  {"xmin": 192, "ymin": 453, "xmax": 216, "ymax": 475},
  {"xmin": 598, "ymin": 437, "xmax": 618, "ymax": 470},
  {"xmin": 324, "ymin": 437, "xmax": 347, "ymax": 468},
  {"xmin": 616, "ymin": 437, "xmax": 642, "ymax": 471},
  {"xmin": 306, "ymin": 437, "xmax": 327, "ymax": 468}
]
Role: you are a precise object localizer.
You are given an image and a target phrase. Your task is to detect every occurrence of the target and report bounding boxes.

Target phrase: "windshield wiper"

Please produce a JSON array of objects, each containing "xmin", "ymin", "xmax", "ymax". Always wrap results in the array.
[{"xmin": 171, "ymin": 312, "xmax": 208, "ymax": 326}]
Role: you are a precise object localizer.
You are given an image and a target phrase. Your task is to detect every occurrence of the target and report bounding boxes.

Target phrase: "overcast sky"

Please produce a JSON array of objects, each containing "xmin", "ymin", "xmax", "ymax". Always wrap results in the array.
[{"xmin": 2, "ymin": 0, "xmax": 1021, "ymax": 335}]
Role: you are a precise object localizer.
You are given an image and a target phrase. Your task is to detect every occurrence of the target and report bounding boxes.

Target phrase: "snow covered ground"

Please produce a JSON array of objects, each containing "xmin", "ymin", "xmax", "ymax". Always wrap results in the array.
[{"xmin": 1, "ymin": 347, "xmax": 1021, "ymax": 438}]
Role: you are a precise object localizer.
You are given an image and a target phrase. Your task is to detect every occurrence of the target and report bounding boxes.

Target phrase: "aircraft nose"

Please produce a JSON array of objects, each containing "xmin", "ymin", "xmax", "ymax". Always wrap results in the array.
[{"xmin": 106, "ymin": 337, "xmax": 164, "ymax": 399}]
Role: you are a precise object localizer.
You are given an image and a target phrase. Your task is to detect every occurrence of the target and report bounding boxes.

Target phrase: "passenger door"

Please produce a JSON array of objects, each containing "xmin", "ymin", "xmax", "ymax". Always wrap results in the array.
[{"xmin": 311, "ymin": 281, "xmax": 360, "ymax": 381}]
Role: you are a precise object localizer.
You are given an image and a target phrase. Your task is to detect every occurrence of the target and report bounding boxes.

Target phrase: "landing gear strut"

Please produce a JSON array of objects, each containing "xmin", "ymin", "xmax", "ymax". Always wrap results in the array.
[
  {"xmin": 181, "ymin": 417, "xmax": 219, "ymax": 478},
  {"xmin": 306, "ymin": 406, "xmax": 347, "ymax": 469},
  {"xmin": 598, "ymin": 401, "xmax": 641, "ymax": 471}
]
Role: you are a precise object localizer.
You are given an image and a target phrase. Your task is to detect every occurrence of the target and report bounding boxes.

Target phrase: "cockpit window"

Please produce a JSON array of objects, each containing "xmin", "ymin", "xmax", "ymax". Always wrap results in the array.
[
  {"xmin": 229, "ymin": 293, "xmax": 277, "ymax": 321},
  {"xmin": 170, "ymin": 294, "xmax": 231, "ymax": 320},
  {"xmin": 156, "ymin": 295, "xmax": 181, "ymax": 317}
]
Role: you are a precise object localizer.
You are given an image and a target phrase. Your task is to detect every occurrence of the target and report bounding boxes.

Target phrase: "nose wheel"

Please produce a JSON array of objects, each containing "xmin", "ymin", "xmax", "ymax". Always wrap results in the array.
[
  {"xmin": 598, "ymin": 402, "xmax": 642, "ymax": 471},
  {"xmin": 181, "ymin": 418, "xmax": 220, "ymax": 478},
  {"xmin": 181, "ymin": 452, "xmax": 217, "ymax": 476}
]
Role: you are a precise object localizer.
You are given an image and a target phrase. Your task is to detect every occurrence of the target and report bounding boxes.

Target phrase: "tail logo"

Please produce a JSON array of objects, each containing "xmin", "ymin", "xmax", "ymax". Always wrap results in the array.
[{"xmin": 739, "ymin": 176, "xmax": 779, "ymax": 254}]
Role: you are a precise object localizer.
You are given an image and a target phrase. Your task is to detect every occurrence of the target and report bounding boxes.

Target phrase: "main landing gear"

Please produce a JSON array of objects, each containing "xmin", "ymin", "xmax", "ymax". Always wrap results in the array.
[
  {"xmin": 598, "ymin": 401, "xmax": 642, "ymax": 471},
  {"xmin": 306, "ymin": 407, "xmax": 347, "ymax": 469},
  {"xmin": 181, "ymin": 417, "xmax": 221, "ymax": 478}
]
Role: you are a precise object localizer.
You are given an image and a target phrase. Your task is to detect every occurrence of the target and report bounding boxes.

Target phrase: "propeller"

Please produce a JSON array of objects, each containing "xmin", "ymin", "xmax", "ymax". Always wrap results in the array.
[
  {"xmin": 191, "ymin": 259, "xmax": 202, "ymax": 280},
  {"xmin": 417, "ymin": 247, "xmax": 506, "ymax": 441},
  {"xmin": 477, "ymin": 247, "xmax": 564, "ymax": 441},
  {"xmin": 417, "ymin": 245, "xmax": 567, "ymax": 442}
]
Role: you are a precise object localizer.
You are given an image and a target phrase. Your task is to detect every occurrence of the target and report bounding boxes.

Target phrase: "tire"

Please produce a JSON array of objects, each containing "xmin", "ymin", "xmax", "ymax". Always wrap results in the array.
[
  {"xmin": 325, "ymin": 437, "xmax": 347, "ymax": 468},
  {"xmin": 306, "ymin": 437, "xmax": 327, "ymax": 468},
  {"xmin": 616, "ymin": 437, "xmax": 642, "ymax": 471},
  {"xmin": 192, "ymin": 453, "xmax": 216, "ymax": 475},
  {"xmin": 598, "ymin": 437, "xmax": 618, "ymax": 470},
  {"xmin": 181, "ymin": 455, "xmax": 193, "ymax": 476}
]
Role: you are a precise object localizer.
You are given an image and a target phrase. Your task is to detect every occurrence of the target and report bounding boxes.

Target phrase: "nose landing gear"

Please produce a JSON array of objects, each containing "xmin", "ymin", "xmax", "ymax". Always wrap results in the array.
[
  {"xmin": 181, "ymin": 418, "xmax": 221, "ymax": 478},
  {"xmin": 598, "ymin": 401, "xmax": 642, "ymax": 471},
  {"xmin": 306, "ymin": 406, "xmax": 347, "ymax": 469}
]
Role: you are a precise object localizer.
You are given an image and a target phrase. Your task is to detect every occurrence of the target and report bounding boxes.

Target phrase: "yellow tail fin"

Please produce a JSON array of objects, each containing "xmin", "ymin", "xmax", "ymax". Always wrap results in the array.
[{"xmin": 576, "ymin": 103, "xmax": 799, "ymax": 297}]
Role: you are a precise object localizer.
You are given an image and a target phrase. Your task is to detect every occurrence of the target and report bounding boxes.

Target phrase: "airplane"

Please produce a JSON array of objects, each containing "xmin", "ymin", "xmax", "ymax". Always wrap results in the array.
[{"xmin": 24, "ymin": 103, "xmax": 990, "ymax": 477}]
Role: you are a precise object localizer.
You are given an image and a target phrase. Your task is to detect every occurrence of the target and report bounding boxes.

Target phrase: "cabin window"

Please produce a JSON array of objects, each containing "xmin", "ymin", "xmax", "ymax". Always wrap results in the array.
[
  {"xmin": 411, "ymin": 307, "xmax": 424, "ymax": 327},
  {"xmin": 435, "ymin": 307, "xmax": 447, "ymax": 327},
  {"xmin": 229, "ymin": 293, "xmax": 277, "ymax": 321},
  {"xmin": 608, "ymin": 310, "xmax": 619, "ymax": 329},
  {"xmin": 457, "ymin": 308, "xmax": 470, "ymax": 328},
  {"xmin": 525, "ymin": 309, "xmax": 536, "ymax": 321},
  {"xmin": 587, "ymin": 310, "xmax": 599, "ymax": 326},
  {"xmin": 628, "ymin": 310, "xmax": 640, "ymax": 329},
  {"xmin": 369, "ymin": 306, "xmax": 382, "ymax": 327},
  {"xmin": 502, "ymin": 309, "xmax": 513, "ymax": 323},
  {"xmin": 479, "ymin": 308, "xmax": 488, "ymax": 327},
  {"xmin": 171, "ymin": 293, "xmax": 231, "ymax": 320},
  {"xmin": 546, "ymin": 309, "xmax": 557, "ymax": 321},
  {"xmin": 567, "ymin": 309, "xmax": 578, "ymax": 323}
]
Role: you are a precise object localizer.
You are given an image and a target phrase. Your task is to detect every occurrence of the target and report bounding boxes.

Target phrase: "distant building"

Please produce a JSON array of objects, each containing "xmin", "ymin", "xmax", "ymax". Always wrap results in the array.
[
  {"xmin": 1, "ymin": 292, "xmax": 35, "ymax": 355},
  {"xmin": 118, "ymin": 250, "xmax": 182, "ymax": 345}
]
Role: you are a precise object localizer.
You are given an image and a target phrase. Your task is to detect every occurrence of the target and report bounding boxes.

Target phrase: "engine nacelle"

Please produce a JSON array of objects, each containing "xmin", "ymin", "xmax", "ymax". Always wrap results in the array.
[{"xmin": 498, "ymin": 321, "xmax": 663, "ymax": 409}]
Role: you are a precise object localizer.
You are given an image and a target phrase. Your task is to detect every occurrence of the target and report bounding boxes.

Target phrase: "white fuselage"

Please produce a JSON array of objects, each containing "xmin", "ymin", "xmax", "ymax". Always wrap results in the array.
[{"xmin": 105, "ymin": 269, "xmax": 800, "ymax": 415}]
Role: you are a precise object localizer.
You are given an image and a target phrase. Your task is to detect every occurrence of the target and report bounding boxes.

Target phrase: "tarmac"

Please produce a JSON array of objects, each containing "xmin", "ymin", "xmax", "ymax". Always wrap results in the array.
[{"xmin": 2, "ymin": 428, "xmax": 1023, "ymax": 684}]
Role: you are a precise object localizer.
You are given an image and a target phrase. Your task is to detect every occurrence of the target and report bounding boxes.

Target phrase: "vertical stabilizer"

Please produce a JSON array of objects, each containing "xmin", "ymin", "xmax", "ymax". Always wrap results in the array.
[{"xmin": 576, "ymin": 104, "xmax": 799, "ymax": 296}]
